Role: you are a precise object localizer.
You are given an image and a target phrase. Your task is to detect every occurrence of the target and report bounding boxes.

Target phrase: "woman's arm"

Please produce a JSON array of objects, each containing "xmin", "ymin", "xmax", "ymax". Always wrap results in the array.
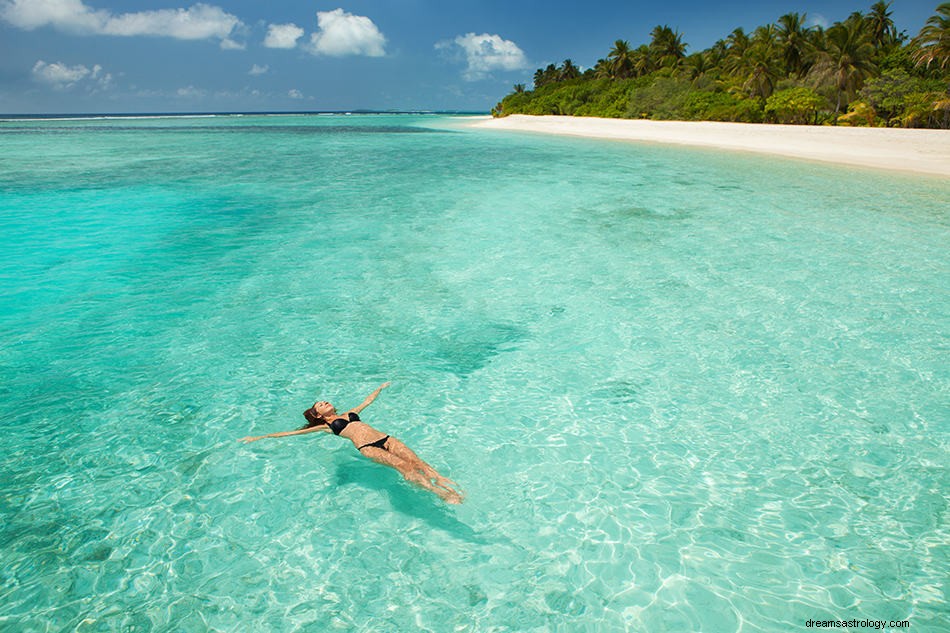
[
  {"xmin": 351, "ymin": 381, "xmax": 391, "ymax": 414},
  {"xmin": 240, "ymin": 426, "xmax": 328, "ymax": 443}
]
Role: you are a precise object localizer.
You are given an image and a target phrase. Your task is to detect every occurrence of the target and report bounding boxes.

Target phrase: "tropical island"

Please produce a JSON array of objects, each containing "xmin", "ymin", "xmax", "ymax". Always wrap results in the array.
[{"xmin": 492, "ymin": 1, "xmax": 950, "ymax": 129}]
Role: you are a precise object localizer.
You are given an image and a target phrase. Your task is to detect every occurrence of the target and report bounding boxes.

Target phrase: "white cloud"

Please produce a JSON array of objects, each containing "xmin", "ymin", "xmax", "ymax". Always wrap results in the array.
[
  {"xmin": 219, "ymin": 37, "xmax": 244, "ymax": 51},
  {"xmin": 32, "ymin": 59, "xmax": 111, "ymax": 89},
  {"xmin": 288, "ymin": 88, "xmax": 304, "ymax": 99},
  {"xmin": 249, "ymin": 64, "xmax": 269, "ymax": 76},
  {"xmin": 439, "ymin": 33, "xmax": 528, "ymax": 81},
  {"xmin": 3, "ymin": 0, "xmax": 101, "ymax": 31},
  {"xmin": 33, "ymin": 59, "xmax": 90, "ymax": 85},
  {"xmin": 176, "ymin": 85, "xmax": 205, "ymax": 98},
  {"xmin": 0, "ymin": 0, "xmax": 243, "ymax": 45},
  {"xmin": 264, "ymin": 22, "xmax": 303, "ymax": 49},
  {"xmin": 307, "ymin": 8, "xmax": 385, "ymax": 57},
  {"xmin": 98, "ymin": 4, "xmax": 239, "ymax": 40}
]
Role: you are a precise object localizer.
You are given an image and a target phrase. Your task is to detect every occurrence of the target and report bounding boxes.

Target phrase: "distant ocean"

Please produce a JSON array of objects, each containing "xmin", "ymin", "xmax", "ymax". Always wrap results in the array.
[
  {"xmin": 1, "ymin": 114, "xmax": 947, "ymax": 631},
  {"xmin": 0, "ymin": 110, "xmax": 487, "ymax": 120}
]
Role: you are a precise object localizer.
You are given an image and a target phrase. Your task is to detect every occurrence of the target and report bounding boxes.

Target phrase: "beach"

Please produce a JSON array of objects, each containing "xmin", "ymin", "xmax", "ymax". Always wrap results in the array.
[{"xmin": 473, "ymin": 115, "xmax": 950, "ymax": 177}]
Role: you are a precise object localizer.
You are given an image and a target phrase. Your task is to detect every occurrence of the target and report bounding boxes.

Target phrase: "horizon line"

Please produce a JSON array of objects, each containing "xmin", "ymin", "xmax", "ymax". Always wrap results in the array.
[{"xmin": 0, "ymin": 109, "xmax": 491, "ymax": 121}]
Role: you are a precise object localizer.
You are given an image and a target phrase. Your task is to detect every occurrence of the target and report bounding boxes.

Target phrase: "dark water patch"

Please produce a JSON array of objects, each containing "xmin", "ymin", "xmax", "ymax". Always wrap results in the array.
[
  {"xmin": 621, "ymin": 205, "xmax": 692, "ymax": 220},
  {"xmin": 425, "ymin": 321, "xmax": 529, "ymax": 376},
  {"xmin": 572, "ymin": 203, "xmax": 692, "ymax": 246},
  {"xmin": 466, "ymin": 584, "xmax": 488, "ymax": 606},
  {"xmin": 175, "ymin": 449, "xmax": 214, "ymax": 479},
  {"xmin": 579, "ymin": 205, "xmax": 692, "ymax": 235},
  {"xmin": 586, "ymin": 378, "xmax": 653, "ymax": 406}
]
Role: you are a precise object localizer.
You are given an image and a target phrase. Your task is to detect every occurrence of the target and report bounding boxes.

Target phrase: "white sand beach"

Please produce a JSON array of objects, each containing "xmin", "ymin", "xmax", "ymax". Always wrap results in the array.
[{"xmin": 473, "ymin": 115, "xmax": 950, "ymax": 177}]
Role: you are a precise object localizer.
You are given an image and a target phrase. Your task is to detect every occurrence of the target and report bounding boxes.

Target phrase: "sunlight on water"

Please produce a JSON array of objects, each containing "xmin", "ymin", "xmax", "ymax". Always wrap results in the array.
[{"xmin": 1, "ymin": 115, "xmax": 947, "ymax": 631}]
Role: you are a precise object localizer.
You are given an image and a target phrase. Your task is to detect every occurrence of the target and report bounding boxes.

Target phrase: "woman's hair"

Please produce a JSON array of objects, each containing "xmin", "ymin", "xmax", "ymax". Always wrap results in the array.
[{"xmin": 300, "ymin": 407, "xmax": 327, "ymax": 430}]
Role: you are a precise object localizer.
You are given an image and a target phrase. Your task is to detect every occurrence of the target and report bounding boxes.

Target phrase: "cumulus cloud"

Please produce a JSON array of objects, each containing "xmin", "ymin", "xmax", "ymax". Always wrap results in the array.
[
  {"xmin": 32, "ymin": 59, "xmax": 111, "ymax": 89},
  {"xmin": 3, "ymin": 0, "xmax": 100, "ymax": 31},
  {"xmin": 249, "ymin": 64, "xmax": 269, "ymax": 76},
  {"xmin": 308, "ymin": 8, "xmax": 385, "ymax": 57},
  {"xmin": 288, "ymin": 88, "xmax": 304, "ymax": 99},
  {"xmin": 438, "ymin": 33, "xmax": 528, "ymax": 80},
  {"xmin": 32, "ymin": 60, "xmax": 91, "ymax": 85},
  {"xmin": 264, "ymin": 22, "xmax": 303, "ymax": 49},
  {"xmin": 1, "ymin": 0, "xmax": 243, "ymax": 47}
]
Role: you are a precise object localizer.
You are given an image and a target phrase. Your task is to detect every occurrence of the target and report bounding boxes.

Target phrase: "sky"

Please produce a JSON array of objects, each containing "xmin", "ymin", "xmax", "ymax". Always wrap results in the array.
[{"xmin": 0, "ymin": 0, "xmax": 943, "ymax": 113}]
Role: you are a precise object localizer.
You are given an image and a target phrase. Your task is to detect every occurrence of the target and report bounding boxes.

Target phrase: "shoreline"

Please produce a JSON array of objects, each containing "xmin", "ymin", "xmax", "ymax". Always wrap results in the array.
[{"xmin": 471, "ymin": 115, "xmax": 950, "ymax": 177}]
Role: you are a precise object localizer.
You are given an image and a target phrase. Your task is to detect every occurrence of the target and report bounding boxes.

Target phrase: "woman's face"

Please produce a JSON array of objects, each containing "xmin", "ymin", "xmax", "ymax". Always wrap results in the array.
[{"xmin": 311, "ymin": 401, "xmax": 336, "ymax": 418}]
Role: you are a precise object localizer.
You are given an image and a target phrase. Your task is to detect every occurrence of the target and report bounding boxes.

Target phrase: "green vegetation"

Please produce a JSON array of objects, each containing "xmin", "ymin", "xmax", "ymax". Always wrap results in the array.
[{"xmin": 492, "ymin": 2, "xmax": 950, "ymax": 128}]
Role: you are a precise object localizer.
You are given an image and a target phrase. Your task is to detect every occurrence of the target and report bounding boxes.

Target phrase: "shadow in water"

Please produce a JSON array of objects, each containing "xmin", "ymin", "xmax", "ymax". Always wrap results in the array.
[
  {"xmin": 423, "ymin": 320, "xmax": 530, "ymax": 377},
  {"xmin": 332, "ymin": 460, "xmax": 490, "ymax": 545}
]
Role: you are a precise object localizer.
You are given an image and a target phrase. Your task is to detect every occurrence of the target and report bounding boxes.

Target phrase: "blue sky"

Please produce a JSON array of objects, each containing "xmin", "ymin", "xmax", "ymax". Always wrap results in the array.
[{"xmin": 0, "ymin": 0, "xmax": 942, "ymax": 113}]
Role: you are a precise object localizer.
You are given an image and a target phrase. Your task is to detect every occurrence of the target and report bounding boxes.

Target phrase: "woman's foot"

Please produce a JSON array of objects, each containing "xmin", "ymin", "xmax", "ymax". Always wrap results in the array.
[{"xmin": 442, "ymin": 490, "xmax": 463, "ymax": 504}]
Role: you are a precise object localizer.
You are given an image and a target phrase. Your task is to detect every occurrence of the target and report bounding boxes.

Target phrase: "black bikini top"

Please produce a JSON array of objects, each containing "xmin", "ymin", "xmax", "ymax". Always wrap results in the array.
[{"xmin": 329, "ymin": 411, "xmax": 360, "ymax": 435}]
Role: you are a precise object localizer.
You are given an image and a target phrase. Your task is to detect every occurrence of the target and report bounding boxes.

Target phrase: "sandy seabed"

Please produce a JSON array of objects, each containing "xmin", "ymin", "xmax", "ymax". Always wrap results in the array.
[{"xmin": 472, "ymin": 115, "xmax": 950, "ymax": 177}]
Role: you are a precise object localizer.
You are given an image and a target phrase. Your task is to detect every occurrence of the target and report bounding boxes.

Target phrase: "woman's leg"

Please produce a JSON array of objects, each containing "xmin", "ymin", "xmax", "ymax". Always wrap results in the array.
[
  {"xmin": 359, "ymin": 446, "xmax": 462, "ymax": 504},
  {"xmin": 383, "ymin": 437, "xmax": 460, "ymax": 491}
]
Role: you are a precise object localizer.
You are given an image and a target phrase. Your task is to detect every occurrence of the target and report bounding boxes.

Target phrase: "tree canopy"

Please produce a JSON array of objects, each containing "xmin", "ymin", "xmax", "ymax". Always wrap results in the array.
[{"xmin": 493, "ymin": 2, "xmax": 950, "ymax": 128}]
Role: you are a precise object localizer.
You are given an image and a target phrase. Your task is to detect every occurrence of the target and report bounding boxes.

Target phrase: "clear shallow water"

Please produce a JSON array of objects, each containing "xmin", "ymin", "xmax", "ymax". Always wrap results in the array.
[{"xmin": 1, "ymin": 114, "xmax": 947, "ymax": 632}]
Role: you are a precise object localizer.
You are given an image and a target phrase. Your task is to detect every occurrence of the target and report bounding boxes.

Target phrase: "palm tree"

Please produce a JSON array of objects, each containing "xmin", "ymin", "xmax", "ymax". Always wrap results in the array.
[
  {"xmin": 812, "ymin": 19, "xmax": 877, "ymax": 115},
  {"xmin": 724, "ymin": 27, "xmax": 751, "ymax": 77},
  {"xmin": 808, "ymin": 24, "xmax": 828, "ymax": 53},
  {"xmin": 776, "ymin": 12, "xmax": 813, "ymax": 77},
  {"xmin": 512, "ymin": 84, "xmax": 526, "ymax": 94},
  {"xmin": 844, "ymin": 11, "xmax": 866, "ymax": 29},
  {"xmin": 911, "ymin": 2, "xmax": 950, "ymax": 70},
  {"xmin": 533, "ymin": 68, "xmax": 544, "ymax": 88},
  {"xmin": 632, "ymin": 44, "xmax": 654, "ymax": 77},
  {"xmin": 740, "ymin": 25, "xmax": 783, "ymax": 98},
  {"xmin": 533, "ymin": 63, "xmax": 559, "ymax": 89},
  {"xmin": 867, "ymin": 1, "xmax": 897, "ymax": 49},
  {"xmin": 559, "ymin": 59, "xmax": 580, "ymax": 81},
  {"xmin": 706, "ymin": 39, "xmax": 729, "ymax": 69},
  {"xmin": 685, "ymin": 52, "xmax": 710, "ymax": 79},
  {"xmin": 607, "ymin": 40, "xmax": 635, "ymax": 79},
  {"xmin": 649, "ymin": 25, "xmax": 688, "ymax": 68}
]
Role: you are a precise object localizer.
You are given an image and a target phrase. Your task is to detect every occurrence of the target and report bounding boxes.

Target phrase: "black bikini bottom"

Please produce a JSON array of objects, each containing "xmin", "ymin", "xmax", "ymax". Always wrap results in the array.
[{"xmin": 358, "ymin": 435, "xmax": 390, "ymax": 451}]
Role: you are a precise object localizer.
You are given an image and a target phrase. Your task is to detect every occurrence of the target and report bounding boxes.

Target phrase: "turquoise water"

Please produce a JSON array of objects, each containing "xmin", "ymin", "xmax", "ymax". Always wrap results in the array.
[{"xmin": 1, "ymin": 114, "xmax": 947, "ymax": 632}]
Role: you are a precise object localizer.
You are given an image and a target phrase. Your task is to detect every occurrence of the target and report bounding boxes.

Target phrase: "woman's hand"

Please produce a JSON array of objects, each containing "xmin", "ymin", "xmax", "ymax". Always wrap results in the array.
[
  {"xmin": 240, "ymin": 436, "xmax": 261, "ymax": 443},
  {"xmin": 354, "ymin": 382, "xmax": 392, "ymax": 414}
]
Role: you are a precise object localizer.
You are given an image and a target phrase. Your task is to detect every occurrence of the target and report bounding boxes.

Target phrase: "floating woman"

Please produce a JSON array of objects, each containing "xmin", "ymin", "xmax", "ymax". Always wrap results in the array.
[{"xmin": 241, "ymin": 382, "xmax": 463, "ymax": 504}]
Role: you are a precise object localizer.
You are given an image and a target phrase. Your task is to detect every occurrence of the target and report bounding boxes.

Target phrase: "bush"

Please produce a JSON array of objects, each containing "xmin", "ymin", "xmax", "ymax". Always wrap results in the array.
[
  {"xmin": 575, "ymin": 82, "xmax": 635, "ymax": 117},
  {"xmin": 837, "ymin": 101, "xmax": 881, "ymax": 126},
  {"xmin": 861, "ymin": 69, "xmax": 947, "ymax": 124},
  {"xmin": 899, "ymin": 92, "xmax": 950, "ymax": 128},
  {"xmin": 680, "ymin": 91, "xmax": 741, "ymax": 120},
  {"xmin": 765, "ymin": 87, "xmax": 826, "ymax": 124},
  {"xmin": 625, "ymin": 77, "xmax": 692, "ymax": 119},
  {"xmin": 728, "ymin": 96, "xmax": 766, "ymax": 122}
]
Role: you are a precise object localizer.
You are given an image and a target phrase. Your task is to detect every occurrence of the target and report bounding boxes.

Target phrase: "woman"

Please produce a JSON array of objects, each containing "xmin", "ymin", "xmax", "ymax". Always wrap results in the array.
[{"xmin": 241, "ymin": 382, "xmax": 463, "ymax": 504}]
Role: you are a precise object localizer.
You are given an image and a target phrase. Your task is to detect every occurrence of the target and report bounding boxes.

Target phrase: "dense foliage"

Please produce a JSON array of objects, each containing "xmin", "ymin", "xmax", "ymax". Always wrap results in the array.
[{"xmin": 493, "ymin": 2, "xmax": 950, "ymax": 128}]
